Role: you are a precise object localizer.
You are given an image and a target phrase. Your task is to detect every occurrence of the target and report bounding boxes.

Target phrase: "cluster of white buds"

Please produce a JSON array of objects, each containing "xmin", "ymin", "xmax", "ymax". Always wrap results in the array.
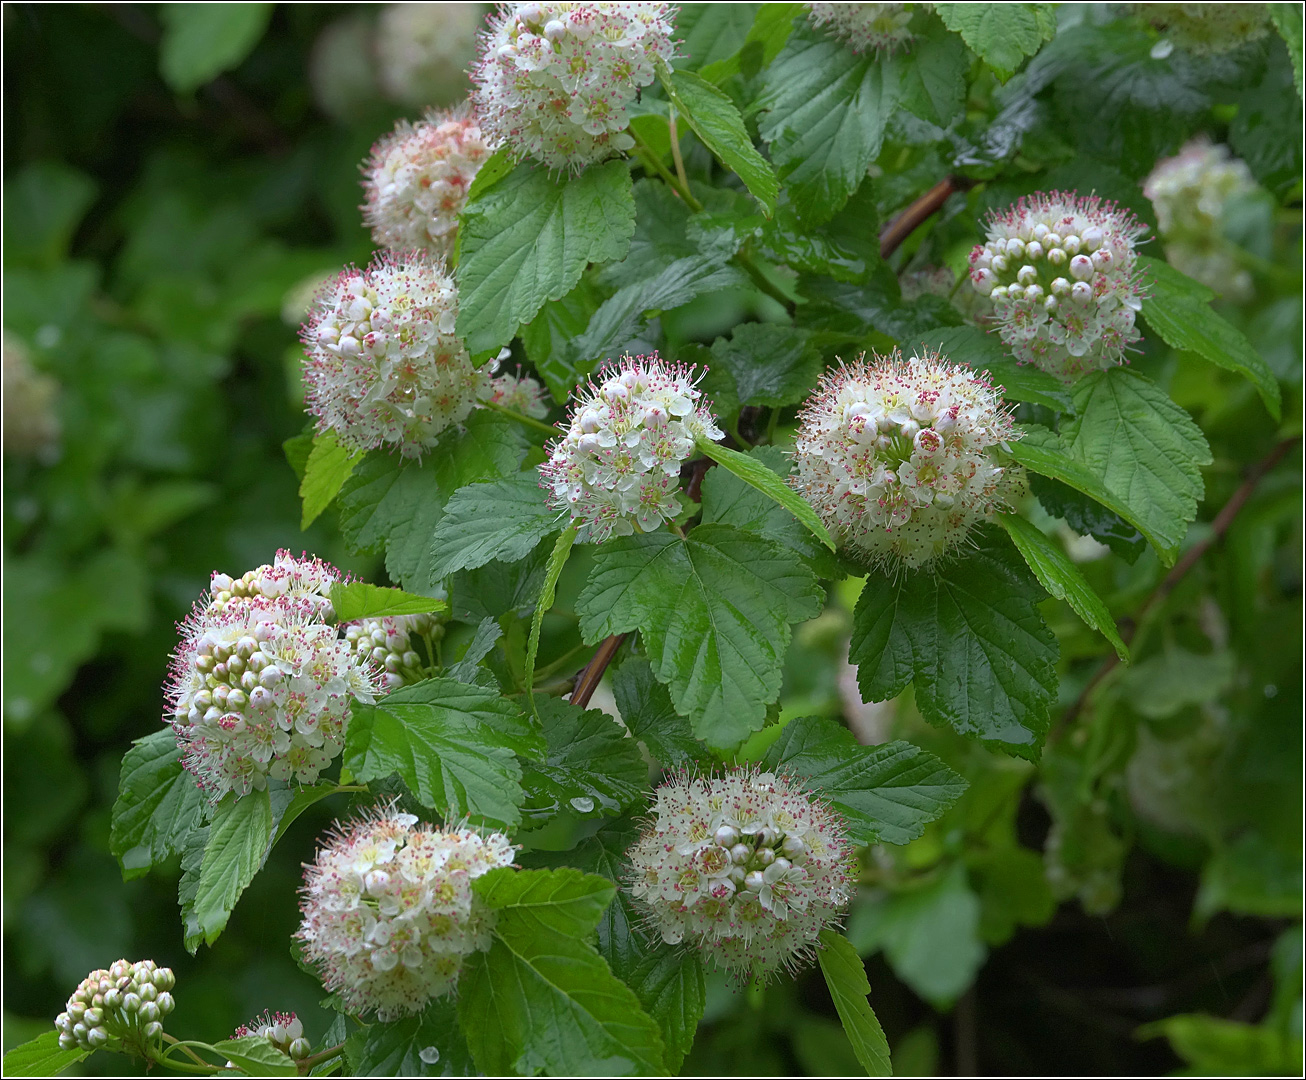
[
  {"xmin": 3, "ymin": 331, "xmax": 61, "ymax": 459},
  {"xmin": 343, "ymin": 612, "xmax": 443, "ymax": 691},
  {"xmin": 1133, "ymin": 3, "xmax": 1270, "ymax": 55},
  {"xmin": 968, "ymin": 192, "xmax": 1148, "ymax": 381},
  {"xmin": 376, "ymin": 2, "xmax": 485, "ymax": 107},
  {"xmin": 165, "ymin": 551, "xmax": 379, "ymax": 800},
  {"xmin": 790, "ymin": 350, "xmax": 1022, "ymax": 571},
  {"xmin": 471, "ymin": 2, "xmax": 677, "ymax": 173},
  {"xmin": 805, "ymin": 3, "xmax": 920, "ymax": 55},
  {"xmin": 232, "ymin": 1011, "xmax": 311, "ymax": 1061},
  {"xmin": 296, "ymin": 806, "xmax": 516, "ymax": 1020},
  {"xmin": 483, "ymin": 363, "xmax": 550, "ymax": 419},
  {"xmin": 361, "ymin": 106, "xmax": 496, "ymax": 262},
  {"xmin": 55, "ymin": 960, "xmax": 176, "ymax": 1054},
  {"xmin": 1144, "ymin": 138, "xmax": 1257, "ymax": 300},
  {"xmin": 539, "ymin": 353, "xmax": 722, "ymax": 543},
  {"xmin": 627, "ymin": 769, "xmax": 855, "ymax": 980},
  {"xmin": 301, "ymin": 252, "xmax": 488, "ymax": 458}
]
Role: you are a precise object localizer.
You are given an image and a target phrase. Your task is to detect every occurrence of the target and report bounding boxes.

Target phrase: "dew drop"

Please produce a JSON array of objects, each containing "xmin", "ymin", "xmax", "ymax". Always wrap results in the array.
[
  {"xmin": 570, "ymin": 796, "xmax": 595, "ymax": 813},
  {"xmin": 418, "ymin": 1046, "xmax": 441, "ymax": 1065}
]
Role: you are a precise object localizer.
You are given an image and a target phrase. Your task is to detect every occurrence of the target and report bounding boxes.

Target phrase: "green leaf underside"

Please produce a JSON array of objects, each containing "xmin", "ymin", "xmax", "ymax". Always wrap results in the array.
[
  {"xmin": 299, "ymin": 431, "xmax": 359, "ymax": 529},
  {"xmin": 110, "ymin": 728, "xmax": 204, "ymax": 879},
  {"xmin": 2, "ymin": 1031, "xmax": 88, "ymax": 1078},
  {"xmin": 696, "ymin": 439, "xmax": 836, "ymax": 551},
  {"xmin": 343, "ymin": 1000, "xmax": 474, "ymax": 1077},
  {"xmin": 428, "ymin": 469, "xmax": 561, "ymax": 580},
  {"xmin": 343, "ymin": 677, "xmax": 542, "ymax": 829},
  {"xmin": 762, "ymin": 716, "xmax": 968, "ymax": 846},
  {"xmin": 329, "ymin": 582, "xmax": 448, "ymax": 622},
  {"xmin": 999, "ymin": 514, "xmax": 1130, "ymax": 662},
  {"xmin": 211, "ymin": 1036, "xmax": 297, "ymax": 1077},
  {"xmin": 577, "ymin": 524, "xmax": 824, "ymax": 749},
  {"xmin": 521, "ymin": 696, "xmax": 647, "ymax": 819},
  {"xmin": 934, "ymin": 2, "xmax": 1058, "ymax": 80},
  {"xmin": 848, "ymin": 528, "xmax": 1059, "ymax": 759},
  {"xmin": 817, "ymin": 930, "xmax": 893, "ymax": 1077},
  {"xmin": 458, "ymin": 867, "xmax": 667, "ymax": 1076},
  {"xmin": 456, "ymin": 160, "xmax": 636, "ymax": 356},
  {"xmin": 192, "ymin": 788, "xmax": 274, "ymax": 946},
  {"xmin": 914, "ymin": 325, "xmax": 1073, "ymax": 412}
]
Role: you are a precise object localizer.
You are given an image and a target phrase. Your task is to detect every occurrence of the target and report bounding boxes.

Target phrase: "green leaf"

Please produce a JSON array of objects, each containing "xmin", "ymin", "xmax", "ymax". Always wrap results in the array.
[
  {"xmin": 300, "ymin": 432, "xmax": 361, "ymax": 529},
  {"xmin": 463, "ymin": 145, "xmax": 516, "ymax": 204},
  {"xmin": 2, "ymin": 1031, "xmax": 88, "ymax": 1078},
  {"xmin": 695, "ymin": 438, "xmax": 836, "ymax": 552},
  {"xmin": 192, "ymin": 788, "xmax": 274, "ymax": 946},
  {"xmin": 577, "ymin": 524, "xmax": 823, "ymax": 749},
  {"xmin": 1270, "ymin": 4, "xmax": 1305, "ymax": 98},
  {"xmin": 210, "ymin": 1036, "xmax": 297, "ymax": 1077},
  {"xmin": 1028, "ymin": 473, "xmax": 1147, "ymax": 564},
  {"xmin": 999, "ymin": 514, "xmax": 1130, "ymax": 662},
  {"xmin": 895, "ymin": 19, "xmax": 971, "ymax": 128},
  {"xmin": 709, "ymin": 322, "xmax": 824, "ymax": 410},
  {"xmin": 456, "ymin": 160, "xmax": 636, "ymax": 356},
  {"xmin": 178, "ymin": 825, "xmax": 207, "ymax": 951},
  {"xmin": 661, "ymin": 67, "xmax": 779, "ymax": 216},
  {"xmin": 521, "ymin": 278, "xmax": 606, "ymax": 403},
  {"xmin": 343, "ymin": 1000, "xmax": 475, "ymax": 1076},
  {"xmin": 763, "ymin": 181, "xmax": 882, "ymax": 285},
  {"xmin": 2, "ymin": 162, "xmax": 97, "ymax": 270},
  {"xmin": 446, "ymin": 616, "xmax": 505, "ymax": 685},
  {"xmin": 1141, "ymin": 1014, "xmax": 1304, "ymax": 1076},
  {"xmin": 526, "ymin": 522, "xmax": 578, "ymax": 710},
  {"xmin": 283, "ymin": 431, "xmax": 314, "ymax": 482},
  {"xmin": 329, "ymin": 582, "xmax": 449, "ymax": 622},
  {"xmin": 158, "ymin": 3, "xmax": 274, "ymax": 94},
  {"xmin": 1137, "ymin": 255, "xmax": 1282, "ymax": 420},
  {"xmin": 913, "ymin": 325, "xmax": 1073, "ymax": 412},
  {"xmin": 700, "ymin": 3, "xmax": 803, "ymax": 83},
  {"xmin": 458, "ymin": 868, "xmax": 667, "ymax": 1076},
  {"xmin": 271, "ymin": 782, "xmax": 341, "ymax": 847},
  {"xmin": 428, "ymin": 470, "xmax": 561, "ymax": 580},
  {"xmin": 343, "ymin": 677, "xmax": 540, "ymax": 829},
  {"xmin": 109, "ymin": 729, "xmax": 205, "ymax": 880},
  {"xmin": 848, "ymin": 528, "xmax": 1059, "ymax": 759},
  {"xmin": 762, "ymin": 716, "xmax": 968, "ymax": 846},
  {"xmin": 674, "ymin": 4, "xmax": 759, "ymax": 72},
  {"xmin": 521, "ymin": 697, "xmax": 647, "ymax": 820},
  {"xmin": 934, "ymin": 3, "xmax": 1057, "ymax": 81},
  {"xmin": 817, "ymin": 930, "xmax": 892, "ymax": 1077},
  {"xmin": 611, "ymin": 656, "xmax": 699, "ymax": 767}
]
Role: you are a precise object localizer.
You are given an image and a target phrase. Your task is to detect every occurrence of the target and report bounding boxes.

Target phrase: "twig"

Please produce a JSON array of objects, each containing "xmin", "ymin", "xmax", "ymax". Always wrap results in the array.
[
  {"xmin": 668, "ymin": 110, "xmax": 692, "ymax": 196},
  {"xmin": 570, "ymin": 633, "xmax": 626, "ymax": 708},
  {"xmin": 480, "ymin": 398, "xmax": 558, "ymax": 438},
  {"xmin": 295, "ymin": 1042, "xmax": 346, "ymax": 1073},
  {"xmin": 879, "ymin": 176, "xmax": 976, "ymax": 259}
]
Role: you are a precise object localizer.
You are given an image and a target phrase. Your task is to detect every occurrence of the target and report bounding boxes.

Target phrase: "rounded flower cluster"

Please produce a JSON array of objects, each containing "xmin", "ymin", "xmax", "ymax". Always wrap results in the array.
[
  {"xmin": 301, "ymin": 253, "xmax": 488, "ymax": 457},
  {"xmin": 55, "ymin": 960, "xmax": 175, "ymax": 1054},
  {"xmin": 485, "ymin": 364, "xmax": 550, "ymax": 418},
  {"xmin": 3, "ymin": 331, "xmax": 61, "ymax": 459},
  {"xmin": 1134, "ymin": 3, "xmax": 1270, "ymax": 55},
  {"xmin": 627, "ymin": 769, "xmax": 855, "ymax": 980},
  {"xmin": 968, "ymin": 192, "xmax": 1148, "ymax": 381},
  {"xmin": 361, "ymin": 106, "xmax": 496, "ymax": 261},
  {"xmin": 539, "ymin": 353, "xmax": 722, "ymax": 542},
  {"xmin": 790, "ymin": 351, "xmax": 1022, "ymax": 571},
  {"xmin": 166, "ymin": 551, "xmax": 379, "ymax": 800},
  {"xmin": 376, "ymin": 2, "xmax": 484, "ymax": 107},
  {"xmin": 472, "ymin": 2, "xmax": 677, "ymax": 173},
  {"xmin": 806, "ymin": 3, "xmax": 920, "ymax": 55},
  {"xmin": 233, "ymin": 1011, "xmax": 310, "ymax": 1061},
  {"xmin": 296, "ymin": 807, "xmax": 516, "ymax": 1019},
  {"xmin": 1144, "ymin": 138, "xmax": 1257, "ymax": 300},
  {"xmin": 344, "ymin": 612, "xmax": 443, "ymax": 691}
]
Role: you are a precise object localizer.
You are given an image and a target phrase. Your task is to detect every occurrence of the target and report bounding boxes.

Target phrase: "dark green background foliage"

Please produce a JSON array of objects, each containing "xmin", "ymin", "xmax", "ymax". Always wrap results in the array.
[{"xmin": 3, "ymin": 3, "xmax": 1302, "ymax": 1077}]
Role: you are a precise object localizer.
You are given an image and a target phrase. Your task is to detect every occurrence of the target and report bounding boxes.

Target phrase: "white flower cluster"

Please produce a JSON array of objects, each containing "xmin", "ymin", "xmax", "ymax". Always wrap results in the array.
[
  {"xmin": 362, "ymin": 106, "xmax": 496, "ymax": 262},
  {"xmin": 3, "ymin": 331, "xmax": 60, "ymax": 459},
  {"xmin": 296, "ymin": 807, "xmax": 516, "ymax": 1020},
  {"xmin": 301, "ymin": 253, "xmax": 488, "ymax": 457},
  {"xmin": 233, "ymin": 1011, "xmax": 310, "ymax": 1062},
  {"xmin": 56, "ymin": 960, "xmax": 175, "ymax": 1054},
  {"xmin": 627, "ymin": 769, "xmax": 855, "ymax": 980},
  {"xmin": 539, "ymin": 353, "xmax": 722, "ymax": 542},
  {"xmin": 376, "ymin": 2, "xmax": 485, "ymax": 107},
  {"xmin": 968, "ymin": 192, "xmax": 1148, "ymax": 381},
  {"xmin": 484, "ymin": 364, "xmax": 550, "ymax": 418},
  {"xmin": 790, "ymin": 351, "xmax": 1021, "ymax": 571},
  {"xmin": 805, "ymin": 3, "xmax": 920, "ymax": 55},
  {"xmin": 1144, "ymin": 138, "xmax": 1257, "ymax": 300},
  {"xmin": 472, "ymin": 2, "xmax": 677, "ymax": 173},
  {"xmin": 1134, "ymin": 3, "xmax": 1270, "ymax": 55},
  {"xmin": 166, "ymin": 551, "xmax": 379, "ymax": 800},
  {"xmin": 344, "ymin": 612, "xmax": 443, "ymax": 691}
]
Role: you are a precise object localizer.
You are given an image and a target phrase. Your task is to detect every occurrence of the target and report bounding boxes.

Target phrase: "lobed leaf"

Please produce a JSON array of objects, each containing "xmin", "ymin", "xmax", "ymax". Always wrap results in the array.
[
  {"xmin": 109, "ymin": 728, "xmax": 205, "ymax": 880},
  {"xmin": 342, "ymin": 1000, "xmax": 475, "ymax": 1077},
  {"xmin": 428, "ymin": 469, "xmax": 560, "ymax": 580},
  {"xmin": 934, "ymin": 3, "xmax": 1057, "ymax": 81}
]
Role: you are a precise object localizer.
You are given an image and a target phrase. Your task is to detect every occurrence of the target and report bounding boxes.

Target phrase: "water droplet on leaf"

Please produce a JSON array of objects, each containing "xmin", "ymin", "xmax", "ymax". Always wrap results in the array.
[
  {"xmin": 419, "ymin": 1046, "xmax": 441, "ymax": 1065},
  {"xmin": 570, "ymin": 796, "xmax": 595, "ymax": 813}
]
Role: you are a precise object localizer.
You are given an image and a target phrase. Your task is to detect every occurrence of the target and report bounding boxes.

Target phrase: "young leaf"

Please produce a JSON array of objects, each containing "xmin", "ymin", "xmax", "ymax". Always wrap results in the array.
[
  {"xmin": 696, "ymin": 438, "xmax": 836, "ymax": 551},
  {"xmin": 428, "ymin": 469, "xmax": 561, "ymax": 579},
  {"xmin": 456, "ymin": 160, "xmax": 636, "ymax": 356},
  {"xmin": 1137, "ymin": 254, "xmax": 1282, "ymax": 420},
  {"xmin": 933, "ymin": 3, "xmax": 1057, "ymax": 81},
  {"xmin": 109, "ymin": 728, "xmax": 205, "ymax": 880},
  {"xmin": 526, "ymin": 522, "xmax": 578, "ymax": 713},
  {"xmin": 328, "ymin": 582, "xmax": 448, "ymax": 622},
  {"xmin": 342, "ymin": 1000, "xmax": 474, "ymax": 1077},
  {"xmin": 458, "ymin": 867, "xmax": 667, "ymax": 1076},
  {"xmin": 343, "ymin": 677, "xmax": 542, "ymax": 829},
  {"xmin": 2, "ymin": 1031, "xmax": 88, "ymax": 1078},
  {"xmin": 817, "ymin": 930, "xmax": 893, "ymax": 1077},
  {"xmin": 914, "ymin": 325, "xmax": 1073, "ymax": 412},
  {"xmin": 999, "ymin": 514, "xmax": 1130, "ymax": 662},
  {"xmin": 299, "ymin": 431, "xmax": 360, "ymax": 529},
  {"xmin": 210, "ymin": 1036, "xmax": 297, "ymax": 1077},
  {"xmin": 762, "ymin": 716, "xmax": 969, "ymax": 845},
  {"xmin": 158, "ymin": 3, "xmax": 274, "ymax": 94},
  {"xmin": 192, "ymin": 788, "xmax": 274, "ymax": 946},
  {"xmin": 577, "ymin": 524, "xmax": 824, "ymax": 748},
  {"xmin": 611, "ymin": 656, "xmax": 700, "ymax": 767},
  {"xmin": 848, "ymin": 527, "xmax": 1059, "ymax": 760}
]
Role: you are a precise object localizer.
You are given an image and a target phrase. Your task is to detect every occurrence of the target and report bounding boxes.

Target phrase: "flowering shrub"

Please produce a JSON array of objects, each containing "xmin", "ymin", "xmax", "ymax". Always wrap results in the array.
[{"xmin": 805, "ymin": 3, "xmax": 921, "ymax": 55}]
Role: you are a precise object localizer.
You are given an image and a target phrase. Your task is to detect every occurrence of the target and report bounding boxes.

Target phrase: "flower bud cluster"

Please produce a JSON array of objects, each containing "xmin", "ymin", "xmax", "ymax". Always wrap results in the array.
[
  {"xmin": 3, "ymin": 331, "xmax": 61, "ymax": 459},
  {"xmin": 790, "ymin": 350, "xmax": 1022, "ymax": 571},
  {"xmin": 233, "ymin": 1011, "xmax": 310, "ymax": 1061},
  {"xmin": 539, "ymin": 353, "xmax": 723, "ymax": 542},
  {"xmin": 302, "ymin": 252, "xmax": 488, "ymax": 457},
  {"xmin": 297, "ymin": 807, "xmax": 516, "ymax": 1020},
  {"xmin": 484, "ymin": 364, "xmax": 550, "ymax": 419},
  {"xmin": 472, "ymin": 2, "xmax": 677, "ymax": 173},
  {"xmin": 166, "ymin": 551, "xmax": 379, "ymax": 800},
  {"xmin": 628, "ymin": 769, "xmax": 855, "ymax": 979},
  {"xmin": 1144, "ymin": 138, "xmax": 1257, "ymax": 300},
  {"xmin": 376, "ymin": 2, "xmax": 484, "ymax": 107},
  {"xmin": 343, "ymin": 612, "xmax": 443, "ymax": 691},
  {"xmin": 362, "ymin": 106, "xmax": 496, "ymax": 262},
  {"xmin": 805, "ymin": 3, "xmax": 920, "ymax": 55},
  {"xmin": 969, "ymin": 192, "xmax": 1148, "ymax": 381},
  {"xmin": 55, "ymin": 960, "xmax": 176, "ymax": 1054},
  {"xmin": 1133, "ymin": 3, "xmax": 1270, "ymax": 55}
]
